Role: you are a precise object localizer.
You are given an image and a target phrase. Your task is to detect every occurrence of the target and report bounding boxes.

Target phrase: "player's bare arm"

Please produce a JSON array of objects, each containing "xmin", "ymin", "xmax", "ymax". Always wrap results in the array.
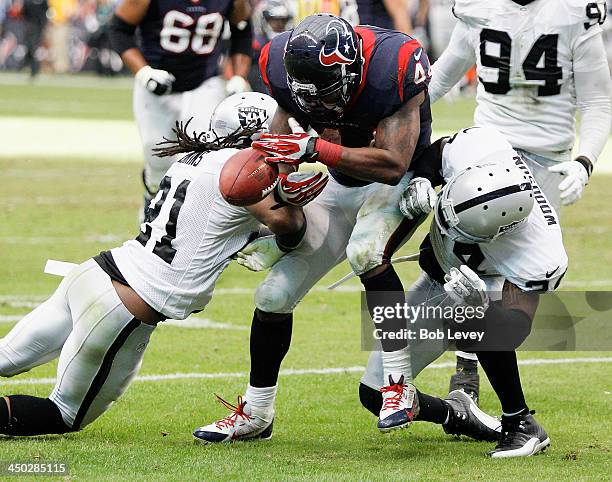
[
  {"xmin": 225, "ymin": 0, "xmax": 253, "ymax": 95},
  {"xmin": 246, "ymin": 195, "xmax": 305, "ymax": 240},
  {"xmin": 110, "ymin": 0, "xmax": 150, "ymax": 74},
  {"xmin": 383, "ymin": 0, "xmax": 412, "ymax": 34},
  {"xmin": 269, "ymin": 105, "xmax": 295, "ymax": 135},
  {"xmin": 255, "ymin": 91, "xmax": 425, "ymax": 185},
  {"xmin": 338, "ymin": 91, "xmax": 425, "ymax": 185}
]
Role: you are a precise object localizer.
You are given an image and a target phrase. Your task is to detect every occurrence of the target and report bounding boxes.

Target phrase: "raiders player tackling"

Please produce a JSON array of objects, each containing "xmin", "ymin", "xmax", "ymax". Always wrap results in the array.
[
  {"xmin": 427, "ymin": 0, "xmax": 611, "ymax": 401},
  {"xmin": 0, "ymin": 94, "xmax": 327, "ymax": 436},
  {"xmin": 361, "ymin": 126, "xmax": 568, "ymax": 457}
]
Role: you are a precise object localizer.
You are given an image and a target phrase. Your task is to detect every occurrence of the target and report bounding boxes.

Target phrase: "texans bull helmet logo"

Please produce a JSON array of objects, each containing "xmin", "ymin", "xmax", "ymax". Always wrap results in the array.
[{"xmin": 318, "ymin": 19, "xmax": 358, "ymax": 67}]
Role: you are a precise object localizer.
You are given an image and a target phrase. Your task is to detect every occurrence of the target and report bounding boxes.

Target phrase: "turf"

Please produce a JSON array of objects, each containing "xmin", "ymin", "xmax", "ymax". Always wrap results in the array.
[{"xmin": 0, "ymin": 74, "xmax": 611, "ymax": 480}]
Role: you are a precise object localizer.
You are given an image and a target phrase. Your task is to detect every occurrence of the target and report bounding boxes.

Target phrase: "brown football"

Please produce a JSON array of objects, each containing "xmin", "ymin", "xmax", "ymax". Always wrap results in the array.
[{"xmin": 219, "ymin": 148, "xmax": 279, "ymax": 206}]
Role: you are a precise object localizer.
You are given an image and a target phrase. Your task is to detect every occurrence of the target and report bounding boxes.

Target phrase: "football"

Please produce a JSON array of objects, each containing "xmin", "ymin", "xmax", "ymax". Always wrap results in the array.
[{"xmin": 219, "ymin": 148, "xmax": 279, "ymax": 206}]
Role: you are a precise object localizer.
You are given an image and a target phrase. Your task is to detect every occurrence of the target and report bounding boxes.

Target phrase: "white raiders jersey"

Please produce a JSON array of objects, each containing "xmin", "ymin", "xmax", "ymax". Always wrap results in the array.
[
  {"xmin": 452, "ymin": 0, "xmax": 608, "ymax": 161},
  {"xmin": 427, "ymin": 126, "xmax": 568, "ymax": 292},
  {"xmin": 112, "ymin": 149, "xmax": 259, "ymax": 320}
]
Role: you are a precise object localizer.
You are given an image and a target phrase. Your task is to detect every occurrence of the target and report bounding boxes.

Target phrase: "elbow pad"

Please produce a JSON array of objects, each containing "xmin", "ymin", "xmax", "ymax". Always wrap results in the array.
[
  {"xmin": 109, "ymin": 14, "xmax": 138, "ymax": 55},
  {"xmin": 230, "ymin": 19, "xmax": 253, "ymax": 56}
]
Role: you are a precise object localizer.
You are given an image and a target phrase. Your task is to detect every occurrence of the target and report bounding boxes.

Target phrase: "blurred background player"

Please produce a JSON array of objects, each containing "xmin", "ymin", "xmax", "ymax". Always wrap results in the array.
[
  {"xmin": 427, "ymin": 0, "xmax": 612, "ymax": 403},
  {"xmin": 249, "ymin": 0, "xmax": 293, "ymax": 93},
  {"xmin": 355, "ymin": 0, "xmax": 413, "ymax": 33},
  {"xmin": 19, "ymin": 0, "xmax": 48, "ymax": 77},
  {"xmin": 108, "ymin": 0, "xmax": 254, "ymax": 219}
]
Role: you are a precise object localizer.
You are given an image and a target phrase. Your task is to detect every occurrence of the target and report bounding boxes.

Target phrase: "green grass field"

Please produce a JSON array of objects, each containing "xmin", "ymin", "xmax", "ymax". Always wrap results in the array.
[{"xmin": 0, "ymin": 74, "xmax": 611, "ymax": 480}]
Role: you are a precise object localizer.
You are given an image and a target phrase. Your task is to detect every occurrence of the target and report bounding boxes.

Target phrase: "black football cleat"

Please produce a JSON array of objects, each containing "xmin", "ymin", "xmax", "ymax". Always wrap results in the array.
[
  {"xmin": 443, "ymin": 390, "xmax": 501, "ymax": 442},
  {"xmin": 489, "ymin": 410, "xmax": 550, "ymax": 458},
  {"xmin": 449, "ymin": 357, "xmax": 480, "ymax": 403}
]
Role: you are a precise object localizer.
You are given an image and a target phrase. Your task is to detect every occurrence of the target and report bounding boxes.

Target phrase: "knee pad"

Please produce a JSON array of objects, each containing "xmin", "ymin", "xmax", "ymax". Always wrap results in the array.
[
  {"xmin": 254, "ymin": 280, "xmax": 294, "ymax": 314},
  {"xmin": 346, "ymin": 236, "xmax": 382, "ymax": 277},
  {"xmin": 0, "ymin": 350, "xmax": 21, "ymax": 378}
]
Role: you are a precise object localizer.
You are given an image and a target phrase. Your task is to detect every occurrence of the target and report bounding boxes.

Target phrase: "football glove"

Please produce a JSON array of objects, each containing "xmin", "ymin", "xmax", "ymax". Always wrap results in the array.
[
  {"xmin": 444, "ymin": 265, "xmax": 489, "ymax": 313},
  {"xmin": 252, "ymin": 133, "xmax": 319, "ymax": 165},
  {"xmin": 276, "ymin": 171, "xmax": 329, "ymax": 207},
  {"xmin": 135, "ymin": 65, "xmax": 175, "ymax": 96},
  {"xmin": 548, "ymin": 159, "xmax": 590, "ymax": 206},
  {"xmin": 225, "ymin": 75, "xmax": 251, "ymax": 96},
  {"xmin": 399, "ymin": 177, "xmax": 437, "ymax": 219},
  {"xmin": 235, "ymin": 235, "xmax": 285, "ymax": 272}
]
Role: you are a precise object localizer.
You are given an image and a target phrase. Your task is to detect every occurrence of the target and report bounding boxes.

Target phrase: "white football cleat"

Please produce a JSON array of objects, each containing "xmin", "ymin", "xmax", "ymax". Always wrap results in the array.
[
  {"xmin": 193, "ymin": 395, "xmax": 274, "ymax": 444},
  {"xmin": 377, "ymin": 375, "xmax": 419, "ymax": 432}
]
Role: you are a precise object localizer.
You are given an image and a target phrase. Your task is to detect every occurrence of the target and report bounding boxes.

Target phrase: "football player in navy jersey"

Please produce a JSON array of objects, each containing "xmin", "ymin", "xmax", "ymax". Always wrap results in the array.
[
  {"xmin": 109, "ymin": 0, "xmax": 253, "ymax": 218},
  {"xmin": 194, "ymin": 13, "xmax": 435, "ymax": 442}
]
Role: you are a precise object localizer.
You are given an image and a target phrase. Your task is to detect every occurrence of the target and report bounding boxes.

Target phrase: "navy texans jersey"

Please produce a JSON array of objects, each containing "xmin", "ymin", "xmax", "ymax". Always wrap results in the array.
[
  {"xmin": 259, "ymin": 25, "xmax": 432, "ymax": 186},
  {"xmin": 139, "ymin": 0, "xmax": 233, "ymax": 92}
]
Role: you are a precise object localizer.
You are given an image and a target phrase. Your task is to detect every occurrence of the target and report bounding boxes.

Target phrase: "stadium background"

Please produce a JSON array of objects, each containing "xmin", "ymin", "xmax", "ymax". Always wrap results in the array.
[{"xmin": 0, "ymin": 0, "xmax": 611, "ymax": 479}]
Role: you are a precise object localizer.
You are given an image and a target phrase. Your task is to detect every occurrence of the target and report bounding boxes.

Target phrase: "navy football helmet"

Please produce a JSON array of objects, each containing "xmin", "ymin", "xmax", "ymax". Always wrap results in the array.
[{"xmin": 284, "ymin": 14, "xmax": 363, "ymax": 120}]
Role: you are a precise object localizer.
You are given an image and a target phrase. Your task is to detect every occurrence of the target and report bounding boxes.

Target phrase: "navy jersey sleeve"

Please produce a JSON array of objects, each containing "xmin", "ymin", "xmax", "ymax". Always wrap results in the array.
[{"xmin": 397, "ymin": 39, "xmax": 431, "ymax": 103}]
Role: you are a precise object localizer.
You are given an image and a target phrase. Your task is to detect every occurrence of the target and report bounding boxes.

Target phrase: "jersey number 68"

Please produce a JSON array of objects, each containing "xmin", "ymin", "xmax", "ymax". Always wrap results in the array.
[{"xmin": 160, "ymin": 11, "xmax": 224, "ymax": 55}]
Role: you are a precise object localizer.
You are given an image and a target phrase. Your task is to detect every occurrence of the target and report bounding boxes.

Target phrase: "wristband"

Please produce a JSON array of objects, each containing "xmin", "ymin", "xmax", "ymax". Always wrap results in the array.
[
  {"xmin": 574, "ymin": 155, "xmax": 593, "ymax": 178},
  {"xmin": 314, "ymin": 138, "xmax": 342, "ymax": 168}
]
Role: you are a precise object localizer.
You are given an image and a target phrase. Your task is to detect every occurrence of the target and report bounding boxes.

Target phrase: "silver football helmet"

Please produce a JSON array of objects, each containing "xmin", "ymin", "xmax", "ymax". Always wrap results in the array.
[
  {"xmin": 435, "ymin": 160, "xmax": 534, "ymax": 243},
  {"xmin": 209, "ymin": 92, "xmax": 278, "ymax": 140}
]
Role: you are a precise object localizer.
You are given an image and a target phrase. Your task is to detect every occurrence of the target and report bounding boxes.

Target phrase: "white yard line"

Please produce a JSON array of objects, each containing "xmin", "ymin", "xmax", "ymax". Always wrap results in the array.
[
  {"xmin": 1, "ymin": 116, "xmax": 610, "ymax": 172},
  {"xmin": 1, "ymin": 357, "xmax": 610, "ymax": 386}
]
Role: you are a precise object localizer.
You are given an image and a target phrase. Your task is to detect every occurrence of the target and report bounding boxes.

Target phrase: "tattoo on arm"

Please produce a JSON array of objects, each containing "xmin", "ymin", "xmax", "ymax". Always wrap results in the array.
[{"xmin": 374, "ymin": 91, "xmax": 424, "ymax": 171}]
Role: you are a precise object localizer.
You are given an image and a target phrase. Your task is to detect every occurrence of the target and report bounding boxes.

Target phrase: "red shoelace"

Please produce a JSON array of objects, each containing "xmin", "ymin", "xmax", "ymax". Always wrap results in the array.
[
  {"xmin": 214, "ymin": 395, "xmax": 252, "ymax": 429},
  {"xmin": 380, "ymin": 383, "xmax": 405, "ymax": 411}
]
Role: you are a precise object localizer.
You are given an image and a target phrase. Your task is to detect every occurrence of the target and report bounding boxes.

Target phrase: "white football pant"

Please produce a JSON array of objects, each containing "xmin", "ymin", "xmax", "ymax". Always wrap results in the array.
[
  {"xmin": 133, "ymin": 75, "xmax": 226, "ymax": 194},
  {"xmin": 254, "ymin": 172, "xmax": 421, "ymax": 314},
  {"xmin": 0, "ymin": 259, "xmax": 155, "ymax": 430}
]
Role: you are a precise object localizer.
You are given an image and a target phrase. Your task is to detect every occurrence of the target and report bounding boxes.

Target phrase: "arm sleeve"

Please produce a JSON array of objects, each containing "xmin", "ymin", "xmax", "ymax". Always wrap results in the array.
[
  {"xmin": 229, "ymin": 19, "xmax": 253, "ymax": 56},
  {"xmin": 573, "ymin": 32, "xmax": 612, "ymax": 165},
  {"xmin": 108, "ymin": 14, "xmax": 138, "ymax": 55},
  {"xmin": 428, "ymin": 20, "xmax": 475, "ymax": 104}
]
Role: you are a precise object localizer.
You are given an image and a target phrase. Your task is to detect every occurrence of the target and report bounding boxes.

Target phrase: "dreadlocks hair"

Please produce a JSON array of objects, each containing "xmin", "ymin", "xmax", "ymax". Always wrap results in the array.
[{"xmin": 152, "ymin": 117, "xmax": 267, "ymax": 158}]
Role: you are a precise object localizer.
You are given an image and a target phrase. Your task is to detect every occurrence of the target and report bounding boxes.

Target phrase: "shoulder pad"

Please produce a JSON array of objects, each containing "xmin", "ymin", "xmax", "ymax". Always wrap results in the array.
[{"xmin": 452, "ymin": 0, "xmax": 503, "ymax": 27}]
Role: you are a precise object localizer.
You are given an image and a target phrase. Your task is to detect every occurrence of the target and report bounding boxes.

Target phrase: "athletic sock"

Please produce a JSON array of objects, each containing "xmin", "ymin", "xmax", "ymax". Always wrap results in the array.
[
  {"xmin": 476, "ymin": 351, "xmax": 528, "ymax": 414},
  {"xmin": 414, "ymin": 390, "xmax": 450, "ymax": 425},
  {"xmin": 381, "ymin": 349, "xmax": 411, "ymax": 385},
  {"xmin": 0, "ymin": 395, "xmax": 70, "ymax": 436},
  {"xmin": 456, "ymin": 351, "xmax": 478, "ymax": 362},
  {"xmin": 362, "ymin": 266, "xmax": 410, "ymax": 382},
  {"xmin": 249, "ymin": 309, "xmax": 293, "ymax": 388},
  {"xmin": 245, "ymin": 384, "xmax": 277, "ymax": 415}
]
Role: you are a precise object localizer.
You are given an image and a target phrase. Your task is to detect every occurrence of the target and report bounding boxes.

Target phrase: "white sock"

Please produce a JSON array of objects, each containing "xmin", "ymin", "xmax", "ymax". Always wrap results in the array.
[
  {"xmin": 456, "ymin": 350, "xmax": 478, "ymax": 362},
  {"xmin": 382, "ymin": 348, "xmax": 411, "ymax": 385},
  {"xmin": 245, "ymin": 384, "xmax": 277, "ymax": 414}
]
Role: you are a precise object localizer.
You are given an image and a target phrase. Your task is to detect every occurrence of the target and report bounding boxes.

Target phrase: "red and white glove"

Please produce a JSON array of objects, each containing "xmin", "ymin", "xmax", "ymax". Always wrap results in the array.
[
  {"xmin": 252, "ymin": 133, "xmax": 342, "ymax": 167},
  {"xmin": 252, "ymin": 133, "xmax": 318, "ymax": 165},
  {"xmin": 276, "ymin": 171, "xmax": 329, "ymax": 206}
]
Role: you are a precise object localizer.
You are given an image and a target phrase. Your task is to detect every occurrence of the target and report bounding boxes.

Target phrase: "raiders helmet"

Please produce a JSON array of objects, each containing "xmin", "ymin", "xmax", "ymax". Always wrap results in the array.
[
  {"xmin": 284, "ymin": 14, "xmax": 363, "ymax": 121},
  {"xmin": 209, "ymin": 92, "xmax": 278, "ymax": 141},
  {"xmin": 435, "ymin": 160, "xmax": 535, "ymax": 243}
]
